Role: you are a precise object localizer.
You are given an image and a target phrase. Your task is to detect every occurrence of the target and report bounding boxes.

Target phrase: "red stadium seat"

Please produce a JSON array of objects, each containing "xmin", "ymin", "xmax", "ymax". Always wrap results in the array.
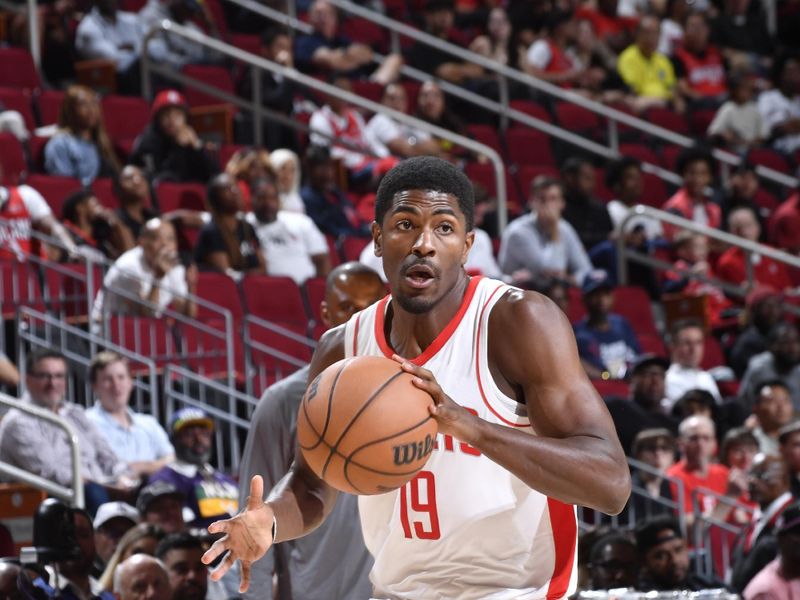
[
  {"xmin": 517, "ymin": 165, "xmax": 560, "ymax": 199},
  {"xmin": 0, "ymin": 48, "xmax": 41, "ymax": 94},
  {"xmin": 92, "ymin": 178, "xmax": 117, "ymax": 209},
  {"xmin": 340, "ymin": 16, "xmax": 388, "ymax": 51},
  {"xmin": 179, "ymin": 320, "xmax": 245, "ymax": 380},
  {"xmin": 230, "ymin": 33, "xmax": 261, "ymax": 56},
  {"xmin": 509, "ymin": 99, "xmax": 552, "ymax": 126},
  {"xmin": 350, "ymin": 80, "xmax": 384, "ymax": 105},
  {"xmin": 592, "ymin": 378, "xmax": 630, "ymax": 399},
  {"xmin": 304, "ymin": 276, "xmax": 327, "ymax": 339},
  {"xmin": 0, "ymin": 133, "xmax": 26, "ymax": 184},
  {"xmin": 594, "ymin": 167, "xmax": 614, "ymax": 202},
  {"xmin": 1, "ymin": 260, "xmax": 46, "ymax": 318},
  {"xmin": 505, "ymin": 129, "xmax": 556, "ymax": 168},
  {"xmin": 242, "ymin": 275, "xmax": 308, "ymax": 326},
  {"xmin": 401, "ymin": 81, "xmax": 421, "ymax": 114},
  {"xmin": 341, "ymin": 236, "xmax": 369, "ymax": 263},
  {"xmin": 44, "ymin": 262, "xmax": 103, "ymax": 321},
  {"xmin": 701, "ymin": 335, "xmax": 726, "ymax": 370},
  {"xmin": 106, "ymin": 316, "xmax": 179, "ymax": 371},
  {"xmin": 464, "ymin": 163, "xmax": 518, "ymax": 210},
  {"xmin": 25, "ymin": 174, "xmax": 83, "ymax": 217},
  {"xmin": 690, "ymin": 109, "xmax": 717, "ymax": 137},
  {"xmin": 244, "ymin": 319, "xmax": 311, "ymax": 395},
  {"xmin": 554, "ymin": 102, "xmax": 602, "ymax": 137},
  {"xmin": 747, "ymin": 148, "xmax": 792, "ymax": 174},
  {"xmin": 326, "ymin": 235, "xmax": 341, "ymax": 267},
  {"xmin": 640, "ymin": 172, "xmax": 670, "ymax": 207},
  {"xmin": 619, "ymin": 143, "xmax": 660, "ymax": 166},
  {"xmin": 29, "ymin": 135, "xmax": 48, "ymax": 172},
  {"xmin": 181, "ymin": 65, "xmax": 236, "ymax": 109},
  {"xmin": 466, "ymin": 124, "xmax": 503, "ymax": 155},
  {"xmin": 155, "ymin": 182, "xmax": 207, "ymax": 212},
  {"xmin": 645, "ymin": 107, "xmax": 689, "ymax": 136},
  {"xmin": 195, "ymin": 272, "xmax": 245, "ymax": 323},
  {"xmin": 614, "ymin": 286, "xmax": 659, "ymax": 337},
  {"xmin": 639, "ymin": 332, "xmax": 667, "ymax": 357},
  {"xmin": 36, "ymin": 90, "xmax": 65, "ymax": 126},
  {"xmin": 102, "ymin": 95, "xmax": 150, "ymax": 152},
  {"xmin": 661, "ymin": 145, "xmax": 683, "ymax": 171},
  {"xmin": 0, "ymin": 87, "xmax": 36, "ymax": 130}
]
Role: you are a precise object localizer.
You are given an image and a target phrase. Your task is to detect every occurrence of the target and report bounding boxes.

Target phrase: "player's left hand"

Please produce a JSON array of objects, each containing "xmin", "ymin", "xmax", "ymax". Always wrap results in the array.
[{"xmin": 392, "ymin": 354, "xmax": 482, "ymax": 445}]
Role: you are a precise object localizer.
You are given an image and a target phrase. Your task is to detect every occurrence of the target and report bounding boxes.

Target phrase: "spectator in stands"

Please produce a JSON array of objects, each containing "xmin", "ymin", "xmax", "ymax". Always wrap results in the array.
[
  {"xmin": 575, "ymin": 0, "xmax": 636, "ymax": 54},
  {"xmin": 87, "ymin": 352, "xmax": 175, "ymax": 477},
  {"xmin": 523, "ymin": 10, "xmax": 584, "ymax": 87},
  {"xmin": 131, "ymin": 90, "xmax": 219, "ymax": 184},
  {"xmin": 605, "ymin": 355, "xmax": 678, "ymax": 455},
  {"xmin": 295, "ymin": 0, "xmax": 402, "ymax": 84},
  {"xmin": 711, "ymin": 0, "xmax": 773, "ymax": 74},
  {"xmin": 708, "ymin": 74, "xmax": 766, "ymax": 153},
  {"xmin": 743, "ymin": 500, "xmax": 800, "ymax": 600},
  {"xmin": 309, "ymin": 74, "xmax": 398, "ymax": 187},
  {"xmin": 92, "ymin": 218, "xmax": 196, "ymax": 321},
  {"xmin": 730, "ymin": 288, "xmax": 784, "ymax": 378},
  {"xmin": 750, "ymin": 380, "xmax": 795, "ymax": 454},
  {"xmin": 0, "ymin": 106, "xmax": 29, "ymax": 143},
  {"xmin": 780, "ymin": 421, "xmax": 800, "ymax": 496},
  {"xmin": 0, "ymin": 351, "xmax": 19, "ymax": 391},
  {"xmin": 240, "ymin": 27, "xmax": 298, "ymax": 151},
  {"xmin": 114, "ymin": 165, "xmax": 158, "ymax": 241},
  {"xmin": 113, "ymin": 554, "xmax": 172, "ymax": 600},
  {"xmin": 670, "ymin": 388, "xmax": 717, "ymax": 422},
  {"xmin": 718, "ymin": 206, "xmax": 792, "ymax": 291},
  {"xmin": 61, "ymin": 189, "xmax": 135, "ymax": 260},
  {"xmin": 0, "ymin": 350, "xmax": 135, "ymax": 513},
  {"xmin": 667, "ymin": 415, "xmax": 729, "ymax": 520},
  {"xmin": 195, "ymin": 173, "xmax": 265, "ymax": 279},
  {"xmin": 155, "ymin": 533, "xmax": 210, "ymax": 600},
  {"xmin": 635, "ymin": 516, "xmax": 722, "ymax": 590},
  {"xmin": 414, "ymin": 81, "xmax": 469, "ymax": 160},
  {"xmin": 498, "ymin": 176, "xmax": 593, "ymax": 287},
  {"xmin": 139, "ymin": 0, "xmax": 220, "ymax": 70},
  {"xmin": 137, "ymin": 482, "xmax": 186, "ymax": 535},
  {"xmin": 93, "ymin": 501, "xmax": 140, "ymax": 578},
  {"xmin": 468, "ymin": 7, "xmax": 514, "ymax": 67},
  {"xmin": 246, "ymin": 178, "xmax": 330, "ymax": 285},
  {"xmin": 569, "ymin": 18, "xmax": 630, "ymax": 104},
  {"xmin": 586, "ymin": 533, "xmax": 639, "ymax": 590},
  {"xmin": 44, "ymin": 85, "xmax": 121, "ymax": 186},
  {"xmin": 238, "ymin": 261, "xmax": 384, "ymax": 600},
  {"xmin": 58, "ymin": 508, "xmax": 116, "ymax": 599},
  {"xmin": 148, "ymin": 408, "xmax": 238, "ymax": 530},
  {"xmin": 574, "ymin": 270, "xmax": 642, "ymax": 380},
  {"xmin": 731, "ymin": 454, "xmax": 795, "ymax": 593},
  {"xmin": 724, "ymin": 162, "xmax": 777, "ymax": 224},
  {"xmin": 366, "ymin": 83, "xmax": 443, "ymax": 159},
  {"xmin": 75, "ymin": 0, "xmax": 143, "ymax": 94},
  {"xmin": 560, "ymin": 157, "xmax": 613, "ymax": 251},
  {"xmin": 672, "ymin": 13, "xmax": 727, "ymax": 110},
  {"xmin": 741, "ymin": 322, "xmax": 800, "ymax": 411},
  {"xmin": 0, "ymin": 162, "xmax": 79, "ymax": 261},
  {"xmin": 224, "ymin": 146, "xmax": 272, "ymax": 212},
  {"xmin": 98, "ymin": 523, "xmax": 167, "ymax": 592},
  {"xmin": 606, "ymin": 157, "xmax": 663, "ymax": 240},
  {"xmin": 721, "ymin": 427, "xmax": 759, "ymax": 472},
  {"xmin": 662, "ymin": 148, "xmax": 720, "ymax": 240},
  {"xmin": 623, "ymin": 428, "xmax": 676, "ymax": 521},
  {"xmin": 617, "ymin": 16, "xmax": 683, "ymax": 114},
  {"xmin": 758, "ymin": 54, "xmax": 800, "ymax": 157},
  {"xmin": 664, "ymin": 320, "xmax": 722, "ymax": 409},
  {"xmin": 300, "ymin": 145, "xmax": 370, "ymax": 238},
  {"xmin": 270, "ymin": 149, "xmax": 304, "ymax": 213},
  {"xmin": 769, "ymin": 187, "xmax": 800, "ymax": 255},
  {"xmin": 658, "ymin": 0, "xmax": 689, "ymax": 57}
]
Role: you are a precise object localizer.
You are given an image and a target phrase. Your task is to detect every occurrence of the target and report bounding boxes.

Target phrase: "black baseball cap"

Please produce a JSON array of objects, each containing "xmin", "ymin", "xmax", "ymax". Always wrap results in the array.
[
  {"xmin": 629, "ymin": 354, "xmax": 670, "ymax": 378},
  {"xmin": 137, "ymin": 482, "xmax": 184, "ymax": 514}
]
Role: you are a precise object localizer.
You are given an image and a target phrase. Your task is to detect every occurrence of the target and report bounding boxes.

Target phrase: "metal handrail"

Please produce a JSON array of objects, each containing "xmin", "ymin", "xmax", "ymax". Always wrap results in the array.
[
  {"xmin": 0, "ymin": 392, "xmax": 84, "ymax": 508},
  {"xmin": 140, "ymin": 20, "xmax": 510, "ymax": 231},
  {"xmin": 616, "ymin": 205, "xmax": 800, "ymax": 296},
  {"xmin": 323, "ymin": 0, "xmax": 798, "ymax": 192},
  {"xmin": 627, "ymin": 456, "xmax": 687, "ymax": 534}
]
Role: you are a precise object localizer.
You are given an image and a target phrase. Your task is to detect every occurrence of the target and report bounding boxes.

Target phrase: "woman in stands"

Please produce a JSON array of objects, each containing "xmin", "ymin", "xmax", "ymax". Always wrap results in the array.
[
  {"xmin": 44, "ymin": 85, "xmax": 120, "ymax": 186},
  {"xmin": 270, "ymin": 148, "xmax": 305, "ymax": 213},
  {"xmin": 224, "ymin": 146, "xmax": 272, "ymax": 212},
  {"xmin": 98, "ymin": 523, "xmax": 166, "ymax": 592}
]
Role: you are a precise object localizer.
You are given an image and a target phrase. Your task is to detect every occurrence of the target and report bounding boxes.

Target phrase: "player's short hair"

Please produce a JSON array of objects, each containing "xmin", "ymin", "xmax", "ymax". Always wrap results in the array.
[
  {"xmin": 374, "ymin": 156, "xmax": 474, "ymax": 230},
  {"xmin": 154, "ymin": 532, "xmax": 203, "ymax": 560},
  {"xmin": 605, "ymin": 157, "xmax": 641, "ymax": 190},
  {"xmin": 26, "ymin": 349, "xmax": 66, "ymax": 374},
  {"xmin": 89, "ymin": 351, "xmax": 129, "ymax": 383},
  {"xmin": 325, "ymin": 262, "xmax": 382, "ymax": 293}
]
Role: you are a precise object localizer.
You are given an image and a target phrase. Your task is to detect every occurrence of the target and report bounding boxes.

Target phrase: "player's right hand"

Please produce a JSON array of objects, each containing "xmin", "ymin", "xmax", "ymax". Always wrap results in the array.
[{"xmin": 202, "ymin": 475, "xmax": 274, "ymax": 593}]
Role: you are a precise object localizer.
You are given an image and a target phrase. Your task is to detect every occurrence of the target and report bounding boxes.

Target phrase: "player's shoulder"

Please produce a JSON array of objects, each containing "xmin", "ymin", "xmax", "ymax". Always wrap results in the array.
[{"xmin": 490, "ymin": 286, "xmax": 569, "ymax": 334}]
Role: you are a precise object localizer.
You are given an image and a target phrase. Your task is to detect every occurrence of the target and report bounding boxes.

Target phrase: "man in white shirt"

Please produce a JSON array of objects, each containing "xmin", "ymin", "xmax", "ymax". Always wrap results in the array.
[
  {"xmin": 75, "ymin": 0, "xmax": 144, "ymax": 93},
  {"xmin": 605, "ymin": 157, "xmax": 663, "ymax": 240},
  {"xmin": 92, "ymin": 218, "xmax": 196, "ymax": 323},
  {"xmin": 246, "ymin": 178, "xmax": 331, "ymax": 285},
  {"xmin": 757, "ymin": 55, "xmax": 800, "ymax": 155},
  {"xmin": 365, "ymin": 83, "xmax": 441, "ymax": 159},
  {"xmin": 664, "ymin": 319, "xmax": 722, "ymax": 410}
]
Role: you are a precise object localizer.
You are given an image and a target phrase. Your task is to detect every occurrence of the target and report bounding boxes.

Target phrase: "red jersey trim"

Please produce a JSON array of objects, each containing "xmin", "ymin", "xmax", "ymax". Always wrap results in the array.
[
  {"xmin": 475, "ymin": 283, "xmax": 530, "ymax": 428},
  {"xmin": 546, "ymin": 498, "xmax": 577, "ymax": 599},
  {"xmin": 373, "ymin": 276, "xmax": 482, "ymax": 366},
  {"xmin": 352, "ymin": 312, "xmax": 362, "ymax": 357}
]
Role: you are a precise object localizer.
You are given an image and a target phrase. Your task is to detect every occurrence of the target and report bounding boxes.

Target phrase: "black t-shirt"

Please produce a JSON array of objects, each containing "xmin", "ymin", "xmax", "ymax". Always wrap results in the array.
[
  {"xmin": 604, "ymin": 396, "xmax": 679, "ymax": 455},
  {"xmin": 194, "ymin": 218, "xmax": 261, "ymax": 272},
  {"xmin": 116, "ymin": 207, "xmax": 158, "ymax": 240},
  {"xmin": 562, "ymin": 193, "xmax": 614, "ymax": 252}
]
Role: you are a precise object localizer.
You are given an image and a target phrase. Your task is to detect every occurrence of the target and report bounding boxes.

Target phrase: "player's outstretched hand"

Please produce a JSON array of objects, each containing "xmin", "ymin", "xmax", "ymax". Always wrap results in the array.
[
  {"xmin": 202, "ymin": 475, "xmax": 274, "ymax": 593},
  {"xmin": 393, "ymin": 354, "xmax": 481, "ymax": 445}
]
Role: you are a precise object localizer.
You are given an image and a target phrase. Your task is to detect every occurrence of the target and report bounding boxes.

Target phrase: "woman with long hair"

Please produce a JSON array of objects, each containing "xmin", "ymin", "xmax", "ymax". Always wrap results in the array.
[
  {"xmin": 44, "ymin": 85, "xmax": 120, "ymax": 185},
  {"xmin": 268, "ymin": 148, "xmax": 305, "ymax": 213},
  {"xmin": 98, "ymin": 523, "xmax": 166, "ymax": 592}
]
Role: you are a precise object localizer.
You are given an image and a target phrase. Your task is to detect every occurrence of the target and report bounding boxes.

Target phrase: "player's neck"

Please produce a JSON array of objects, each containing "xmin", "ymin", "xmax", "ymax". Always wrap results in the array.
[{"xmin": 387, "ymin": 274, "xmax": 471, "ymax": 358}]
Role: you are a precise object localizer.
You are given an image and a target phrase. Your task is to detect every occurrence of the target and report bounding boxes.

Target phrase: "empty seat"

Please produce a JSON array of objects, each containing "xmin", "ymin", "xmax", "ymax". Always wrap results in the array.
[
  {"xmin": 195, "ymin": 272, "xmax": 245, "ymax": 323},
  {"xmin": 179, "ymin": 320, "xmax": 244, "ymax": 380},
  {"xmin": 466, "ymin": 124, "xmax": 503, "ymax": 155},
  {"xmin": 155, "ymin": 182, "xmax": 207, "ymax": 213},
  {"xmin": 92, "ymin": 178, "xmax": 117, "ymax": 209},
  {"xmin": 341, "ymin": 236, "xmax": 369, "ymax": 263},
  {"xmin": 640, "ymin": 172, "xmax": 670, "ymax": 207},
  {"xmin": 747, "ymin": 148, "xmax": 792, "ymax": 174},
  {"xmin": 181, "ymin": 65, "xmax": 236, "ymax": 109},
  {"xmin": 1, "ymin": 260, "xmax": 46, "ymax": 319},
  {"xmin": 242, "ymin": 275, "xmax": 307, "ymax": 326},
  {"xmin": 230, "ymin": 33, "xmax": 261, "ymax": 56},
  {"xmin": 340, "ymin": 16, "xmax": 388, "ymax": 51},
  {"xmin": 25, "ymin": 174, "xmax": 83, "ymax": 216},
  {"xmin": 0, "ymin": 133, "xmax": 26, "ymax": 184},
  {"xmin": 509, "ymin": 99, "xmax": 552, "ymax": 126},
  {"xmin": 44, "ymin": 262, "xmax": 103, "ymax": 321},
  {"xmin": 505, "ymin": 129, "xmax": 556, "ymax": 168},
  {"xmin": 0, "ymin": 48, "xmax": 40, "ymax": 93},
  {"xmin": 554, "ymin": 102, "xmax": 602, "ymax": 137},
  {"xmin": 0, "ymin": 87, "xmax": 36, "ymax": 130},
  {"xmin": 304, "ymin": 276, "xmax": 327, "ymax": 339},
  {"xmin": 614, "ymin": 285, "xmax": 659, "ymax": 337},
  {"xmin": 36, "ymin": 90, "xmax": 64, "ymax": 126},
  {"xmin": 619, "ymin": 143, "xmax": 660, "ymax": 166},
  {"xmin": 645, "ymin": 107, "xmax": 689, "ymax": 136},
  {"xmin": 107, "ymin": 315, "xmax": 179, "ymax": 370},
  {"xmin": 102, "ymin": 95, "xmax": 150, "ymax": 150},
  {"xmin": 244, "ymin": 319, "xmax": 311, "ymax": 396},
  {"xmin": 350, "ymin": 80, "xmax": 384, "ymax": 105},
  {"xmin": 701, "ymin": 335, "xmax": 726, "ymax": 370},
  {"xmin": 517, "ymin": 164, "xmax": 560, "ymax": 197}
]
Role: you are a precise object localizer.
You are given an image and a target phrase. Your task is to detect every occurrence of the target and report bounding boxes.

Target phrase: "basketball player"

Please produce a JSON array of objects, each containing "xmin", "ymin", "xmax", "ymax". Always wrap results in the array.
[
  {"xmin": 238, "ymin": 262, "xmax": 385, "ymax": 600},
  {"xmin": 203, "ymin": 156, "xmax": 631, "ymax": 599}
]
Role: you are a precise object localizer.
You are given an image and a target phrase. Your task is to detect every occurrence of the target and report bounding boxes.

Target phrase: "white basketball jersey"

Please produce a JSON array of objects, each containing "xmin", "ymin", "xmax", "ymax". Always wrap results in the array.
[{"xmin": 343, "ymin": 276, "xmax": 578, "ymax": 600}]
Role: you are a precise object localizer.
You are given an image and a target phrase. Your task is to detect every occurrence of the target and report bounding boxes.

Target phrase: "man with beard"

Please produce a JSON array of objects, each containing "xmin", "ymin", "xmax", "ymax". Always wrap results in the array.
[
  {"xmin": 57, "ymin": 509, "xmax": 116, "ymax": 599},
  {"xmin": 147, "ymin": 409, "xmax": 238, "ymax": 531},
  {"xmin": 155, "ymin": 533, "xmax": 209, "ymax": 600}
]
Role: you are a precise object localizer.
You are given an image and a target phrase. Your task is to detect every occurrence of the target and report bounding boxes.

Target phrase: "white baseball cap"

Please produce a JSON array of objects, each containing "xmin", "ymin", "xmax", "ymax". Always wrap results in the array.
[{"xmin": 93, "ymin": 501, "xmax": 140, "ymax": 530}]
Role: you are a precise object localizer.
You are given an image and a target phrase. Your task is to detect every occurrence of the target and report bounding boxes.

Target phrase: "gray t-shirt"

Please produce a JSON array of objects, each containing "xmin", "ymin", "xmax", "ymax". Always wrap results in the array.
[{"xmin": 238, "ymin": 365, "xmax": 373, "ymax": 600}]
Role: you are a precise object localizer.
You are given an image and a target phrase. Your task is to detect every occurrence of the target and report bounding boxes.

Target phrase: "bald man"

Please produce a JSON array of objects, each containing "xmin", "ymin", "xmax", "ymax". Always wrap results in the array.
[
  {"xmin": 91, "ymin": 218, "xmax": 197, "ymax": 324},
  {"xmin": 237, "ymin": 262, "xmax": 385, "ymax": 600},
  {"xmin": 114, "ymin": 554, "xmax": 172, "ymax": 600}
]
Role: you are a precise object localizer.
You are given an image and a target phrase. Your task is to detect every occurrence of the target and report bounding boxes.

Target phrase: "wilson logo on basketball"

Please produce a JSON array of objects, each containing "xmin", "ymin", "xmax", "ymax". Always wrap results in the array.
[{"xmin": 392, "ymin": 434, "xmax": 436, "ymax": 466}]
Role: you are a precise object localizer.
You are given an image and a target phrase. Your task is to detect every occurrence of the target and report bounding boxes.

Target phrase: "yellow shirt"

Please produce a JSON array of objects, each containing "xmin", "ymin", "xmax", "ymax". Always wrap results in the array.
[{"xmin": 617, "ymin": 45, "xmax": 676, "ymax": 100}]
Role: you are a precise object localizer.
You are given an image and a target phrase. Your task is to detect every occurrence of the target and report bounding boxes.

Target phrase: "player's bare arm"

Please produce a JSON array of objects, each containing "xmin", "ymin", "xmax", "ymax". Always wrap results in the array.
[
  {"xmin": 398, "ymin": 289, "xmax": 631, "ymax": 515},
  {"xmin": 202, "ymin": 326, "xmax": 344, "ymax": 589}
]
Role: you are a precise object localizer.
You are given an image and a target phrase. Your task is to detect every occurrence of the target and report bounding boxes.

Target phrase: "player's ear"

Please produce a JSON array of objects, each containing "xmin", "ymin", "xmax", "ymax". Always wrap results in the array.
[
  {"xmin": 371, "ymin": 221, "xmax": 383, "ymax": 257},
  {"xmin": 461, "ymin": 229, "xmax": 475, "ymax": 266},
  {"xmin": 320, "ymin": 300, "xmax": 331, "ymax": 328}
]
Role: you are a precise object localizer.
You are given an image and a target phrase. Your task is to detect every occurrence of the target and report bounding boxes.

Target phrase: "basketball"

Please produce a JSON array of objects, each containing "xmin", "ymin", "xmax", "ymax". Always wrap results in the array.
[{"xmin": 296, "ymin": 355, "xmax": 438, "ymax": 495}]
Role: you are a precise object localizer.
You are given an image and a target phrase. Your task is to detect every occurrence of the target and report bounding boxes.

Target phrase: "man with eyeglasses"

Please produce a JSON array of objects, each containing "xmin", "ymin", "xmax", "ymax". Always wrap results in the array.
[{"xmin": 0, "ymin": 350, "xmax": 135, "ymax": 513}]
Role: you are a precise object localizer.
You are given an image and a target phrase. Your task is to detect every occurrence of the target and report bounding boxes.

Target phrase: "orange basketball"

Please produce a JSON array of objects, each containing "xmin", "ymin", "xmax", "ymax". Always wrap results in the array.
[{"xmin": 297, "ymin": 355, "xmax": 438, "ymax": 495}]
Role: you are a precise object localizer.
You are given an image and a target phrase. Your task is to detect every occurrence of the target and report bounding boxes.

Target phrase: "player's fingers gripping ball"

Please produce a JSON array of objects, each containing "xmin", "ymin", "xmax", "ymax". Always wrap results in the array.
[{"xmin": 297, "ymin": 356, "xmax": 439, "ymax": 495}]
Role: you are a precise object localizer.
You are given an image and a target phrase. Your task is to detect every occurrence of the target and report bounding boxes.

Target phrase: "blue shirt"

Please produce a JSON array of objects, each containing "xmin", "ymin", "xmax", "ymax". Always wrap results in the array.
[
  {"xmin": 294, "ymin": 32, "xmax": 351, "ymax": 73},
  {"xmin": 86, "ymin": 403, "xmax": 174, "ymax": 463},
  {"xmin": 44, "ymin": 132, "xmax": 101, "ymax": 185},
  {"xmin": 574, "ymin": 314, "xmax": 641, "ymax": 378}
]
